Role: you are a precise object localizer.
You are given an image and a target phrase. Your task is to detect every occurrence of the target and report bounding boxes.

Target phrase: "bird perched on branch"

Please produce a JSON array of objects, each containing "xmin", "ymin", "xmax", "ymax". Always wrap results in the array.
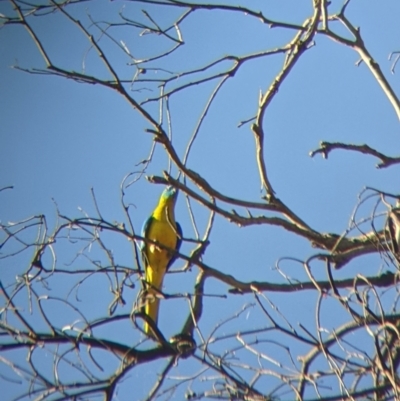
[
  {"xmin": 388, "ymin": 202, "xmax": 400, "ymax": 261},
  {"xmin": 141, "ymin": 186, "xmax": 182, "ymax": 335}
]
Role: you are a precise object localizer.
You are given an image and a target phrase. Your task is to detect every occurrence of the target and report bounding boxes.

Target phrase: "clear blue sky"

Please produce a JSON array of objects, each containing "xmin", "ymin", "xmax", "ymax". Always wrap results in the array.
[{"xmin": 1, "ymin": 0, "xmax": 400, "ymax": 399}]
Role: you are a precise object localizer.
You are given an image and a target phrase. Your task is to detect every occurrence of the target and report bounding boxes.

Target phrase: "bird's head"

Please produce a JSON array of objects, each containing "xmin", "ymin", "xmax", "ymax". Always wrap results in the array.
[{"xmin": 160, "ymin": 186, "xmax": 178, "ymax": 205}]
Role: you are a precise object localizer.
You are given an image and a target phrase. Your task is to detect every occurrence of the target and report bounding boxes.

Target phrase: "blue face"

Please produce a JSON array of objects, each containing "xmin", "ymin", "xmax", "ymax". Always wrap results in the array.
[{"xmin": 162, "ymin": 186, "xmax": 177, "ymax": 200}]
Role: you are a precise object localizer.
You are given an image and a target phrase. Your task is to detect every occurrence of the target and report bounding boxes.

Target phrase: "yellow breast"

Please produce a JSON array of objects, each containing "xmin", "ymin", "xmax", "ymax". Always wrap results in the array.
[{"xmin": 145, "ymin": 219, "xmax": 178, "ymax": 287}]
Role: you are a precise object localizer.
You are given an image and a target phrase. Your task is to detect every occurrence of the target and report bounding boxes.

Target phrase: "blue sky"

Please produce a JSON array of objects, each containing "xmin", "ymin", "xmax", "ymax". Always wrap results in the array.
[{"xmin": 1, "ymin": 0, "xmax": 400, "ymax": 399}]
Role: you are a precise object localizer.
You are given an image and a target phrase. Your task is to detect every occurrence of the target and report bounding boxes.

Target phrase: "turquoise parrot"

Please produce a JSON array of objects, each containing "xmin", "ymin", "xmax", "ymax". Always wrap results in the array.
[{"xmin": 141, "ymin": 186, "xmax": 182, "ymax": 334}]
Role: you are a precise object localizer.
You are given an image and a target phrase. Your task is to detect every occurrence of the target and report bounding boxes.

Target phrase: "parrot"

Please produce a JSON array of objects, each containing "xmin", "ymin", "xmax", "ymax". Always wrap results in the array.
[
  {"xmin": 140, "ymin": 186, "xmax": 182, "ymax": 334},
  {"xmin": 388, "ymin": 202, "xmax": 400, "ymax": 260}
]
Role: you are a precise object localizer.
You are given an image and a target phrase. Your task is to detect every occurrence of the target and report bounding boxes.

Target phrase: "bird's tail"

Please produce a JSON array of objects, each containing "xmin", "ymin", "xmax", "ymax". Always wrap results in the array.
[
  {"xmin": 144, "ymin": 288, "xmax": 160, "ymax": 334},
  {"xmin": 143, "ymin": 267, "xmax": 164, "ymax": 335}
]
